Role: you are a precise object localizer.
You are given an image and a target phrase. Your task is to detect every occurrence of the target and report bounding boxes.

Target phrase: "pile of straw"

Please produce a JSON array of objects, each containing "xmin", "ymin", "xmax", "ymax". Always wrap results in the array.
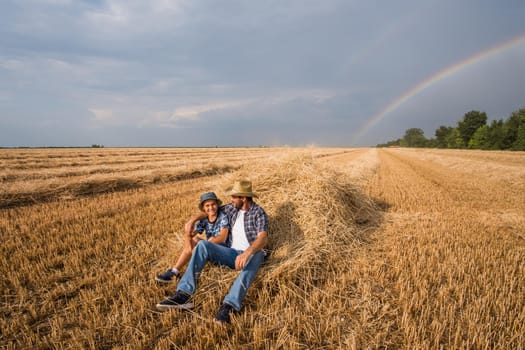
[
  {"xmin": 178, "ymin": 154, "xmax": 383, "ymax": 347},
  {"xmin": 217, "ymin": 154, "xmax": 379, "ymax": 268}
]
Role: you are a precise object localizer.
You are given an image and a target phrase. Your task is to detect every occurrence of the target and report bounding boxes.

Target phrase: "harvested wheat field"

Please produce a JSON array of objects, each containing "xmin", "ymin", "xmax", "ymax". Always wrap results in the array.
[{"xmin": 1, "ymin": 147, "xmax": 524, "ymax": 349}]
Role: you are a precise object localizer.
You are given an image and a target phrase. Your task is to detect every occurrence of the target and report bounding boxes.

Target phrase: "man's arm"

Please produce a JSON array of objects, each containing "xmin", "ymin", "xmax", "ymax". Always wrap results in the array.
[
  {"xmin": 183, "ymin": 217, "xmax": 205, "ymax": 254},
  {"xmin": 184, "ymin": 213, "xmax": 207, "ymax": 235},
  {"xmin": 235, "ymin": 231, "xmax": 268, "ymax": 270}
]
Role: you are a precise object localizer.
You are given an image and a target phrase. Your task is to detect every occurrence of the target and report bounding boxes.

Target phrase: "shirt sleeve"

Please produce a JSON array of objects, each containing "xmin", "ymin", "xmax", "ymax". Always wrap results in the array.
[
  {"xmin": 218, "ymin": 212, "xmax": 230, "ymax": 230},
  {"xmin": 194, "ymin": 219, "xmax": 206, "ymax": 233},
  {"xmin": 255, "ymin": 208, "xmax": 269, "ymax": 234},
  {"xmin": 221, "ymin": 203, "xmax": 235, "ymax": 218}
]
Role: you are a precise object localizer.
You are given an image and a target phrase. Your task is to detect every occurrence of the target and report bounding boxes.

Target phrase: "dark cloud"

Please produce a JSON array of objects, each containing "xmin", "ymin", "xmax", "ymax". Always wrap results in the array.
[{"xmin": 1, "ymin": 0, "xmax": 524, "ymax": 147}]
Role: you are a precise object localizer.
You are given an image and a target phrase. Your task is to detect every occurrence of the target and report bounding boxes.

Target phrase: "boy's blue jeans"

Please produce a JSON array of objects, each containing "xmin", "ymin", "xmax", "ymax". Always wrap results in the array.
[{"xmin": 176, "ymin": 240, "xmax": 265, "ymax": 311}]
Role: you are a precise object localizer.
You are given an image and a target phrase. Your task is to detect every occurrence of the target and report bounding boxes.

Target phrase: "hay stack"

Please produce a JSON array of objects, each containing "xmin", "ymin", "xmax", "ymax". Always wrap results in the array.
[
  {"xmin": 155, "ymin": 154, "xmax": 383, "ymax": 348},
  {"xmin": 213, "ymin": 154, "xmax": 378, "ymax": 277},
  {"xmin": 203, "ymin": 155, "xmax": 379, "ymax": 315}
]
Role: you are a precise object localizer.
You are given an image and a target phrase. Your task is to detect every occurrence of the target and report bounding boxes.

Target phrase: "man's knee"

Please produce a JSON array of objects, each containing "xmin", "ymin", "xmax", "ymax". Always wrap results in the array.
[{"xmin": 249, "ymin": 251, "xmax": 265, "ymax": 269}]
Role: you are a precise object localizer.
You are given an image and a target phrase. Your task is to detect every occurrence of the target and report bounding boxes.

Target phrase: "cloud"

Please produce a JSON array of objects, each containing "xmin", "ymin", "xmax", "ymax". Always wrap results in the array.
[
  {"xmin": 89, "ymin": 108, "xmax": 114, "ymax": 122},
  {"xmin": 133, "ymin": 100, "xmax": 249, "ymax": 129},
  {"xmin": 1, "ymin": 0, "xmax": 524, "ymax": 147},
  {"xmin": 171, "ymin": 101, "xmax": 245, "ymax": 120}
]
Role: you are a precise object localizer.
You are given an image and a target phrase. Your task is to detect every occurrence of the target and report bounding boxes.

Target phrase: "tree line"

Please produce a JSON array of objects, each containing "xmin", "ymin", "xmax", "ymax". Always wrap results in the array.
[{"xmin": 377, "ymin": 107, "xmax": 525, "ymax": 151}]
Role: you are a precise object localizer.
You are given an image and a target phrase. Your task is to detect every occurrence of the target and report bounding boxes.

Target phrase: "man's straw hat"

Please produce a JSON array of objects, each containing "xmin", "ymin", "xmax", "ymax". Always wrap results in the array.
[{"xmin": 227, "ymin": 180, "xmax": 258, "ymax": 198}]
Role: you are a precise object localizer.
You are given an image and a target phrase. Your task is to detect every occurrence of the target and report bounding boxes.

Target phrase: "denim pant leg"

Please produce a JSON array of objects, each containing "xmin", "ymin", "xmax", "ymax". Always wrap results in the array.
[
  {"xmin": 177, "ymin": 240, "xmax": 237, "ymax": 295},
  {"xmin": 223, "ymin": 251, "xmax": 265, "ymax": 311}
]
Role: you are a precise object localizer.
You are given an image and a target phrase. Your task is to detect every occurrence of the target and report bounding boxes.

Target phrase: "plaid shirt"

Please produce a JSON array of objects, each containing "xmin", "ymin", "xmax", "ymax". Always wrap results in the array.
[{"xmin": 222, "ymin": 202, "xmax": 268, "ymax": 245}]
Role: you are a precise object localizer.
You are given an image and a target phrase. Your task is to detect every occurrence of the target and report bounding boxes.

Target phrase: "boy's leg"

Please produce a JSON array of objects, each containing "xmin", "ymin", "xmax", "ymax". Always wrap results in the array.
[
  {"xmin": 173, "ymin": 236, "xmax": 200, "ymax": 272},
  {"xmin": 156, "ymin": 237, "xmax": 202, "ymax": 283},
  {"xmin": 177, "ymin": 240, "xmax": 238, "ymax": 295}
]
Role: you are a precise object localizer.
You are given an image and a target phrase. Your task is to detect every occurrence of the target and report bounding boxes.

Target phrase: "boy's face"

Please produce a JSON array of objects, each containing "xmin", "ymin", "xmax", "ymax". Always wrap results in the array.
[{"xmin": 202, "ymin": 199, "xmax": 219, "ymax": 216}]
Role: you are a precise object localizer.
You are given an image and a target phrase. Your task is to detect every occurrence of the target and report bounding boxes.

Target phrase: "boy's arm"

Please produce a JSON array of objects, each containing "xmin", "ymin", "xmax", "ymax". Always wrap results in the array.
[{"xmin": 208, "ymin": 227, "xmax": 229, "ymax": 244}]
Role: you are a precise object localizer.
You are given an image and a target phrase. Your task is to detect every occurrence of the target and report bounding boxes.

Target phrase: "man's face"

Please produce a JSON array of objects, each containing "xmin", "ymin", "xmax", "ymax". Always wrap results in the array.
[{"xmin": 231, "ymin": 196, "xmax": 244, "ymax": 209}]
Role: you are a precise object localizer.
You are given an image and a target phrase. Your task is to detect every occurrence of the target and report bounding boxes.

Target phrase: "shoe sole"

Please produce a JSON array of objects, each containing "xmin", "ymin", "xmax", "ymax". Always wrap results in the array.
[
  {"xmin": 155, "ymin": 277, "xmax": 173, "ymax": 283},
  {"xmin": 213, "ymin": 318, "xmax": 230, "ymax": 324},
  {"xmin": 155, "ymin": 302, "xmax": 194, "ymax": 311}
]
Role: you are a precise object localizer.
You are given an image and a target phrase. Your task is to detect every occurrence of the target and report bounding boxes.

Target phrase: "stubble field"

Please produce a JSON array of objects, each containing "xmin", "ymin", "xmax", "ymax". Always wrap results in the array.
[{"xmin": 1, "ymin": 147, "xmax": 524, "ymax": 349}]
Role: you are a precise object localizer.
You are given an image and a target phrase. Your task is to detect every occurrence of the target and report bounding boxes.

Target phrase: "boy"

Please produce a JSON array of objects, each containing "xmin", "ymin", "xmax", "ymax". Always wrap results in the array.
[{"xmin": 155, "ymin": 192, "xmax": 230, "ymax": 282}]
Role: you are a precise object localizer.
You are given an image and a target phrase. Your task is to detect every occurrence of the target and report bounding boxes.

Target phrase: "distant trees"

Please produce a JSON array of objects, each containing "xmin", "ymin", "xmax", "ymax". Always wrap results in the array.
[
  {"xmin": 457, "ymin": 110, "xmax": 487, "ymax": 147},
  {"xmin": 377, "ymin": 107, "xmax": 525, "ymax": 151},
  {"xmin": 514, "ymin": 119, "xmax": 525, "ymax": 150},
  {"xmin": 400, "ymin": 128, "xmax": 427, "ymax": 147},
  {"xmin": 507, "ymin": 109, "xmax": 525, "ymax": 150},
  {"xmin": 376, "ymin": 138, "xmax": 402, "ymax": 147},
  {"xmin": 468, "ymin": 125, "xmax": 489, "ymax": 149},
  {"xmin": 435, "ymin": 126, "xmax": 453, "ymax": 148},
  {"xmin": 445, "ymin": 128, "xmax": 463, "ymax": 149}
]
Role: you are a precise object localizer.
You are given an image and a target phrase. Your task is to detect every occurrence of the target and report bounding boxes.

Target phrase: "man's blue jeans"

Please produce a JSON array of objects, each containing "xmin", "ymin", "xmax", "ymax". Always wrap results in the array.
[{"xmin": 176, "ymin": 240, "xmax": 265, "ymax": 311}]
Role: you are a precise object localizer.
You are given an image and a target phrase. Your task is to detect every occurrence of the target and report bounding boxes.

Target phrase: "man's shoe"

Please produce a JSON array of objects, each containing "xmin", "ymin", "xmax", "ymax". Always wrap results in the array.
[
  {"xmin": 155, "ymin": 269, "xmax": 179, "ymax": 283},
  {"xmin": 156, "ymin": 291, "xmax": 193, "ymax": 311},
  {"xmin": 214, "ymin": 303, "xmax": 234, "ymax": 324}
]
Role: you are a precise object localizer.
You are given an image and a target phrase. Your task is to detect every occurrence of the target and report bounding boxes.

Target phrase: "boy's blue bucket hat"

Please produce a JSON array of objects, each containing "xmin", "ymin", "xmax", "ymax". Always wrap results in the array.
[{"xmin": 199, "ymin": 192, "xmax": 222, "ymax": 210}]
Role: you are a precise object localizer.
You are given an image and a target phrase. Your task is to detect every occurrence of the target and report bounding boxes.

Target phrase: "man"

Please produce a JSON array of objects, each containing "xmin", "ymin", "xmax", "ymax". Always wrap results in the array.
[{"xmin": 156, "ymin": 180, "xmax": 269, "ymax": 324}]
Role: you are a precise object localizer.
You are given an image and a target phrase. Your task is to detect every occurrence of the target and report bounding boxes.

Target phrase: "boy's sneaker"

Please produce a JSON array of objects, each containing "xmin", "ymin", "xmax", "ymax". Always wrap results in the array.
[
  {"xmin": 156, "ymin": 291, "xmax": 193, "ymax": 311},
  {"xmin": 214, "ymin": 303, "xmax": 234, "ymax": 324},
  {"xmin": 155, "ymin": 269, "xmax": 179, "ymax": 283}
]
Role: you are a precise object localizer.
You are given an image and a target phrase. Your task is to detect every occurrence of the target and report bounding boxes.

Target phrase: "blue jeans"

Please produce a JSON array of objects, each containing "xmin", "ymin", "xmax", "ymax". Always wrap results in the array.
[{"xmin": 176, "ymin": 240, "xmax": 265, "ymax": 311}]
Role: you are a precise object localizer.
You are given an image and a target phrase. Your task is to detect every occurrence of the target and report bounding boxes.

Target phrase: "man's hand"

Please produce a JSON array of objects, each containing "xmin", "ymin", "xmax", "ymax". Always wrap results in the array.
[
  {"xmin": 184, "ymin": 214, "xmax": 206, "ymax": 235},
  {"xmin": 234, "ymin": 232, "xmax": 268, "ymax": 270},
  {"xmin": 235, "ymin": 251, "xmax": 253, "ymax": 271}
]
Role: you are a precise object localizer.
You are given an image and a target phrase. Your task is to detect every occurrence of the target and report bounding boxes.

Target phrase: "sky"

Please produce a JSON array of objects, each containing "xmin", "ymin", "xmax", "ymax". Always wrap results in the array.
[{"xmin": 1, "ymin": 0, "xmax": 524, "ymax": 147}]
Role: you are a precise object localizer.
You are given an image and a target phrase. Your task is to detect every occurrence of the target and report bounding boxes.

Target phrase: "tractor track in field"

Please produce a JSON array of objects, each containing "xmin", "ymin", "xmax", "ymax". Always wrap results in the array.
[
  {"xmin": 0, "ymin": 148, "xmax": 362, "ymax": 210},
  {"xmin": 348, "ymin": 148, "xmax": 525, "ymax": 348},
  {"xmin": 377, "ymin": 148, "xmax": 524, "ymax": 211},
  {"xmin": 0, "ymin": 165, "xmax": 239, "ymax": 209}
]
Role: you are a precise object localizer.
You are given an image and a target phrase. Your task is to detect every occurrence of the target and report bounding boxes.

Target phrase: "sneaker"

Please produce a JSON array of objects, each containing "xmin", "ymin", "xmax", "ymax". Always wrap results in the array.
[
  {"xmin": 155, "ymin": 269, "xmax": 179, "ymax": 283},
  {"xmin": 214, "ymin": 303, "xmax": 234, "ymax": 324},
  {"xmin": 156, "ymin": 291, "xmax": 193, "ymax": 311}
]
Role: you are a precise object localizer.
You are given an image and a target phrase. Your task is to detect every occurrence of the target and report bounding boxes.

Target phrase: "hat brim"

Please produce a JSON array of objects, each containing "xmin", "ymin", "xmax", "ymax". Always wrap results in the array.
[
  {"xmin": 199, "ymin": 198, "xmax": 222, "ymax": 211},
  {"xmin": 227, "ymin": 189, "xmax": 258, "ymax": 198}
]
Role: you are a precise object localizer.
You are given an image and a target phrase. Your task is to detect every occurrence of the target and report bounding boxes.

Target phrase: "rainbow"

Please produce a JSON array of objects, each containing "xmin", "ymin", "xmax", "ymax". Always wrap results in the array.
[{"xmin": 351, "ymin": 34, "xmax": 525, "ymax": 144}]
